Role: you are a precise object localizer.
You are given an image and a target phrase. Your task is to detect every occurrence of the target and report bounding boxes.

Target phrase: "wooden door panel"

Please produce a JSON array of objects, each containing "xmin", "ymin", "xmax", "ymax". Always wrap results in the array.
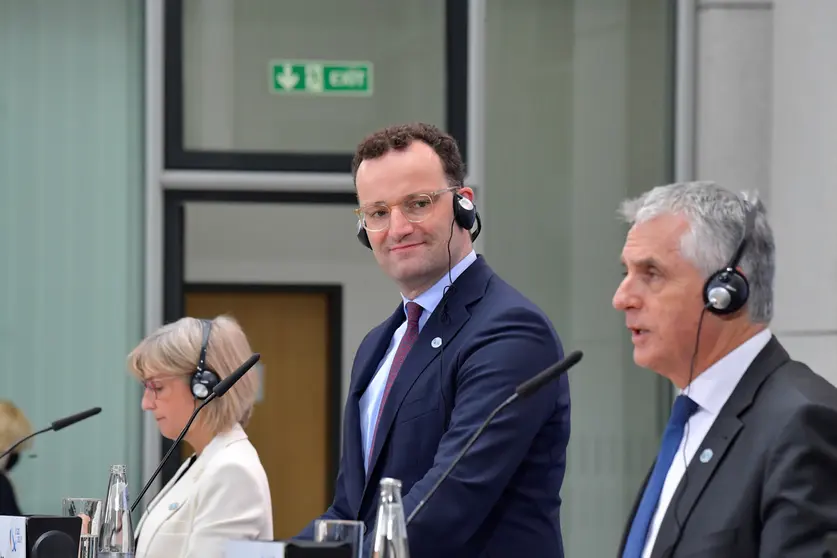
[{"xmin": 184, "ymin": 289, "xmax": 332, "ymax": 539}]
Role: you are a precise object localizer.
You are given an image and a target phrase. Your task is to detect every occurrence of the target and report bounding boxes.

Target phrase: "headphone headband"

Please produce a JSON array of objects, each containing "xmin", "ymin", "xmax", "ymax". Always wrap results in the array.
[
  {"xmin": 702, "ymin": 198, "xmax": 756, "ymax": 315},
  {"xmin": 198, "ymin": 319, "xmax": 212, "ymax": 372},
  {"xmin": 724, "ymin": 200, "xmax": 756, "ymax": 272},
  {"xmin": 191, "ymin": 319, "xmax": 220, "ymax": 400}
]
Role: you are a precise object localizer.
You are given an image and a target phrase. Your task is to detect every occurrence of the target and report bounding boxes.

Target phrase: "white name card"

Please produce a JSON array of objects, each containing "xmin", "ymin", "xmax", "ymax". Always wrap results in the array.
[
  {"xmin": 225, "ymin": 539, "xmax": 287, "ymax": 557},
  {"xmin": 0, "ymin": 515, "xmax": 27, "ymax": 557}
]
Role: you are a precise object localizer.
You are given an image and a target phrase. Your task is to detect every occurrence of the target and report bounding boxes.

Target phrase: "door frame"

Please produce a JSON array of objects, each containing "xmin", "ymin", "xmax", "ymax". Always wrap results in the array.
[
  {"xmin": 162, "ymin": 0, "xmax": 470, "ymax": 174},
  {"xmin": 160, "ymin": 188, "xmax": 356, "ymax": 497},
  {"xmin": 143, "ymin": 0, "xmax": 486, "ymax": 507},
  {"xmin": 177, "ymin": 282, "xmax": 343, "ymax": 502}
]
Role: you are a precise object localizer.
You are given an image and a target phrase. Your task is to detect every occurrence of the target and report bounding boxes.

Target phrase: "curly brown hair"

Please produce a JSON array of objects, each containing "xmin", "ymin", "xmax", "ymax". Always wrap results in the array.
[{"xmin": 351, "ymin": 122, "xmax": 465, "ymax": 188}]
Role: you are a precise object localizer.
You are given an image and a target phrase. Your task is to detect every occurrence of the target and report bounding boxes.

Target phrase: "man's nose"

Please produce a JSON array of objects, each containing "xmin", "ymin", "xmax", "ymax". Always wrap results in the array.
[
  {"xmin": 388, "ymin": 207, "xmax": 415, "ymax": 239},
  {"xmin": 613, "ymin": 278, "xmax": 639, "ymax": 310}
]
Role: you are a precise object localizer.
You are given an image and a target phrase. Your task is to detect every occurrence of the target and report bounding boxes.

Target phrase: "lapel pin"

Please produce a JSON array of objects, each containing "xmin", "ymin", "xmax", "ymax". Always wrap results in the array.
[
  {"xmin": 699, "ymin": 448, "xmax": 713, "ymax": 463},
  {"xmin": 431, "ymin": 337, "xmax": 442, "ymax": 348},
  {"xmin": 168, "ymin": 502, "xmax": 179, "ymax": 511}
]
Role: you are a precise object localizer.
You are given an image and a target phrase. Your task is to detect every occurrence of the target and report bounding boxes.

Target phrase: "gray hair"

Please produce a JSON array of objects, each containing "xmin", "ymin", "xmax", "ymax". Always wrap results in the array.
[{"xmin": 618, "ymin": 181, "xmax": 775, "ymax": 323}]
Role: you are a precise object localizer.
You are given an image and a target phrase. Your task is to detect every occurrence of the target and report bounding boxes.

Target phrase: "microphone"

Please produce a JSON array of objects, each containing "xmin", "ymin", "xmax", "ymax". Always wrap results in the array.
[
  {"xmin": 51, "ymin": 407, "xmax": 103, "ymax": 431},
  {"xmin": 0, "ymin": 407, "xmax": 102, "ymax": 461},
  {"xmin": 405, "ymin": 350, "xmax": 583, "ymax": 526},
  {"xmin": 515, "ymin": 350, "xmax": 583, "ymax": 399},
  {"xmin": 130, "ymin": 353, "xmax": 261, "ymax": 513}
]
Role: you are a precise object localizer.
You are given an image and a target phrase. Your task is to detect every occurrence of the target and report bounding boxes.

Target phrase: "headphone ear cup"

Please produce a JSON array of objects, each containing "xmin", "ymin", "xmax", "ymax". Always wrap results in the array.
[
  {"xmin": 453, "ymin": 193, "xmax": 477, "ymax": 231},
  {"xmin": 356, "ymin": 220, "xmax": 372, "ymax": 250},
  {"xmin": 703, "ymin": 268, "xmax": 750, "ymax": 315},
  {"xmin": 191, "ymin": 369, "xmax": 220, "ymax": 400}
]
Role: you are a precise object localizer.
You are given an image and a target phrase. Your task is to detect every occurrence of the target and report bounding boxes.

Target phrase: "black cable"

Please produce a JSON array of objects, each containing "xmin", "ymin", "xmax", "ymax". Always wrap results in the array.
[
  {"xmin": 672, "ymin": 303, "xmax": 710, "ymax": 533},
  {"xmin": 437, "ymin": 217, "xmax": 457, "ymax": 423}
]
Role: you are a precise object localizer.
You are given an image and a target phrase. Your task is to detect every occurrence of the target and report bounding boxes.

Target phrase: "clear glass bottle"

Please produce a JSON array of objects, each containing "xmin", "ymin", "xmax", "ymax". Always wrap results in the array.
[
  {"xmin": 371, "ymin": 477, "xmax": 410, "ymax": 558},
  {"xmin": 98, "ymin": 464, "xmax": 135, "ymax": 557}
]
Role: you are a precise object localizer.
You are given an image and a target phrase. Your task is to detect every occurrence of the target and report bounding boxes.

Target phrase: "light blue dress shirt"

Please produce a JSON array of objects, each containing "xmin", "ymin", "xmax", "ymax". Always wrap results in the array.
[{"xmin": 359, "ymin": 250, "xmax": 478, "ymax": 471}]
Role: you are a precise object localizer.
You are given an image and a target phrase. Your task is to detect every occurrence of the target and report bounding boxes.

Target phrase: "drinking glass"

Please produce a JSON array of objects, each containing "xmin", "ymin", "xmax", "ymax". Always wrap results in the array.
[
  {"xmin": 62, "ymin": 497, "xmax": 102, "ymax": 558},
  {"xmin": 315, "ymin": 519, "xmax": 365, "ymax": 558}
]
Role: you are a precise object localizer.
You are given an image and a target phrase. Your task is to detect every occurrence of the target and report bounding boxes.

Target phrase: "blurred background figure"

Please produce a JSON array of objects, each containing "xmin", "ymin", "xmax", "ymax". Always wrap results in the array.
[
  {"xmin": 128, "ymin": 316, "xmax": 273, "ymax": 558},
  {"xmin": 0, "ymin": 400, "xmax": 34, "ymax": 516}
]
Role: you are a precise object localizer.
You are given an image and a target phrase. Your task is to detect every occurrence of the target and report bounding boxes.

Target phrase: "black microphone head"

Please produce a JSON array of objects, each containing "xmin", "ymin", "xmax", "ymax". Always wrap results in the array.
[
  {"xmin": 51, "ymin": 407, "xmax": 102, "ymax": 432},
  {"xmin": 515, "ymin": 350, "xmax": 583, "ymax": 399},
  {"xmin": 561, "ymin": 350, "xmax": 583, "ymax": 369},
  {"xmin": 212, "ymin": 353, "xmax": 261, "ymax": 397}
]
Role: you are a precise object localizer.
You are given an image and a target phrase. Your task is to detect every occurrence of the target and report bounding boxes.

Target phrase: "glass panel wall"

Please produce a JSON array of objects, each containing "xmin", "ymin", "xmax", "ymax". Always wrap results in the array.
[{"xmin": 483, "ymin": 1, "xmax": 674, "ymax": 555}]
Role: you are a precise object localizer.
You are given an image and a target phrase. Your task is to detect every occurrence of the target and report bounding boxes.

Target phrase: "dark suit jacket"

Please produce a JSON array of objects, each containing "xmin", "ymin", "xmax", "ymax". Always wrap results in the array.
[
  {"xmin": 618, "ymin": 336, "xmax": 837, "ymax": 558},
  {"xmin": 299, "ymin": 256, "xmax": 571, "ymax": 558}
]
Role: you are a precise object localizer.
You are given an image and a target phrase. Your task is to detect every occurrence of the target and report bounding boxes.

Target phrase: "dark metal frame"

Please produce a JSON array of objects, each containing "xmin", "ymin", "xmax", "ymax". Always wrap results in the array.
[
  {"xmin": 161, "ymin": 189, "xmax": 357, "ymax": 501},
  {"xmin": 163, "ymin": 0, "xmax": 469, "ymax": 172}
]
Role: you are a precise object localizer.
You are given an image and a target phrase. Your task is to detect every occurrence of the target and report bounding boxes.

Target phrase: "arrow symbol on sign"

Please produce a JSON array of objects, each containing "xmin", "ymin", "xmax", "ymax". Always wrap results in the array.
[{"xmin": 276, "ymin": 64, "xmax": 299, "ymax": 90}]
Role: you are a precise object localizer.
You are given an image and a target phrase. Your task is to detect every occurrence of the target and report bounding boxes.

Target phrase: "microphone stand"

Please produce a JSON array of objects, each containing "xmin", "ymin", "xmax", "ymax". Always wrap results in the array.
[
  {"xmin": 130, "ymin": 392, "xmax": 217, "ymax": 513},
  {"xmin": 406, "ymin": 393, "xmax": 518, "ymax": 525},
  {"xmin": 0, "ymin": 426, "xmax": 51, "ymax": 461}
]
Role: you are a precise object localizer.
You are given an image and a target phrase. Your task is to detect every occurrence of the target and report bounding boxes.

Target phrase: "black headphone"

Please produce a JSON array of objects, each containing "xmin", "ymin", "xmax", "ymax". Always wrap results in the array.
[
  {"xmin": 702, "ymin": 200, "xmax": 756, "ymax": 316},
  {"xmin": 191, "ymin": 319, "xmax": 221, "ymax": 400},
  {"xmin": 356, "ymin": 188, "xmax": 482, "ymax": 249}
]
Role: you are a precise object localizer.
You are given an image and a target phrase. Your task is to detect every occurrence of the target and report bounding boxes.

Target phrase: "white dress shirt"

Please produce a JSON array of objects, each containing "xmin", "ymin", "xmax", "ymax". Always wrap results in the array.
[
  {"xmin": 640, "ymin": 328, "xmax": 772, "ymax": 558},
  {"xmin": 359, "ymin": 250, "xmax": 478, "ymax": 470}
]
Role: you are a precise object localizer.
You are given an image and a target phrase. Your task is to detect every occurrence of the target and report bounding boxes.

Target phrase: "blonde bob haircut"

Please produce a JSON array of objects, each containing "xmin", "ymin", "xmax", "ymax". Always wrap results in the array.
[
  {"xmin": 0, "ymin": 400, "xmax": 34, "ymax": 469},
  {"xmin": 127, "ymin": 315, "xmax": 259, "ymax": 434}
]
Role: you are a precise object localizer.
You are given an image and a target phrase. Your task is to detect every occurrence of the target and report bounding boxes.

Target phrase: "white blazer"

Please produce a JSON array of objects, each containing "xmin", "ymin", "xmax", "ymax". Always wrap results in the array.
[{"xmin": 134, "ymin": 424, "xmax": 273, "ymax": 558}]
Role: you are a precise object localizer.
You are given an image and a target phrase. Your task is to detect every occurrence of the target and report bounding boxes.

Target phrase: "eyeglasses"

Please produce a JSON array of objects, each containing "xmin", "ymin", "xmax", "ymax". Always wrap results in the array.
[
  {"xmin": 354, "ymin": 187, "xmax": 458, "ymax": 232},
  {"xmin": 141, "ymin": 376, "xmax": 183, "ymax": 401}
]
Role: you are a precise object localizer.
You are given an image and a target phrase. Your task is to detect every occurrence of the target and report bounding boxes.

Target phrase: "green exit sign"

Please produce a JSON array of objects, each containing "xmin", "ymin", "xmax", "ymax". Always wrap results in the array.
[{"xmin": 269, "ymin": 59, "xmax": 373, "ymax": 96}]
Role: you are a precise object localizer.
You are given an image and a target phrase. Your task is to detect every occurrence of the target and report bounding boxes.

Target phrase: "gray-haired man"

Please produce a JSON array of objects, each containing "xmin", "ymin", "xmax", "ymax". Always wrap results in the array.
[{"xmin": 614, "ymin": 181, "xmax": 837, "ymax": 558}]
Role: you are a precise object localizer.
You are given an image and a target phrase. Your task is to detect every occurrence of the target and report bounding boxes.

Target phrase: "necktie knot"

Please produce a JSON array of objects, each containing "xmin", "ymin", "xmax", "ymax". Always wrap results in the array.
[
  {"xmin": 405, "ymin": 302, "xmax": 423, "ymax": 326},
  {"xmin": 669, "ymin": 394, "xmax": 698, "ymax": 428}
]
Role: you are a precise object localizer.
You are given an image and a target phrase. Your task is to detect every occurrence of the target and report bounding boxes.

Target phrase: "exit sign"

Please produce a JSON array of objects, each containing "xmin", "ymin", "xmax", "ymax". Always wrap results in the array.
[{"xmin": 269, "ymin": 59, "xmax": 373, "ymax": 96}]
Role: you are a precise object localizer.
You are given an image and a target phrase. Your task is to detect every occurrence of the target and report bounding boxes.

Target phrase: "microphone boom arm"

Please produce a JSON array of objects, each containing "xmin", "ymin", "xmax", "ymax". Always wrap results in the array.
[
  {"xmin": 0, "ymin": 426, "xmax": 51, "ymax": 461},
  {"xmin": 130, "ymin": 392, "xmax": 217, "ymax": 513},
  {"xmin": 405, "ymin": 393, "xmax": 518, "ymax": 526}
]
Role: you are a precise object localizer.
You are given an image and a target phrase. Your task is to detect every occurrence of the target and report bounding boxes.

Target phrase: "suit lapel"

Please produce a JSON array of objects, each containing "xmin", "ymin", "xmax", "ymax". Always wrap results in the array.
[
  {"xmin": 135, "ymin": 425, "xmax": 249, "ymax": 549},
  {"xmin": 340, "ymin": 304, "xmax": 405, "ymax": 514},
  {"xmin": 649, "ymin": 416, "xmax": 743, "ymax": 558},
  {"xmin": 351, "ymin": 306, "xmax": 406, "ymax": 398},
  {"xmin": 650, "ymin": 337, "xmax": 789, "ymax": 558},
  {"xmin": 361, "ymin": 258, "xmax": 493, "ymax": 496},
  {"xmin": 135, "ymin": 456, "xmax": 193, "ymax": 537}
]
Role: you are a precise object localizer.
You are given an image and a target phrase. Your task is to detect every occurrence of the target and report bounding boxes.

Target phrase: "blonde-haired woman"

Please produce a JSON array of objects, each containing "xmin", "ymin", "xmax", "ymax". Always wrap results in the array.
[
  {"xmin": 0, "ymin": 400, "xmax": 33, "ymax": 516},
  {"xmin": 129, "ymin": 316, "xmax": 273, "ymax": 558}
]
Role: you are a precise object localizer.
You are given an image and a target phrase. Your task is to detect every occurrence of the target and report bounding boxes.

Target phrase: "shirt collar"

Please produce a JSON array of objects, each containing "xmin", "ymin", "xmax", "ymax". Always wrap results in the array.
[
  {"xmin": 683, "ymin": 328, "xmax": 772, "ymax": 415},
  {"xmin": 400, "ymin": 250, "xmax": 478, "ymax": 326}
]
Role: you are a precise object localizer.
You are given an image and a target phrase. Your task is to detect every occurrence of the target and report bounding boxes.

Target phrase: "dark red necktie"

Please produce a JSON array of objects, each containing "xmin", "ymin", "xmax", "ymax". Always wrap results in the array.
[{"xmin": 368, "ymin": 301, "xmax": 423, "ymax": 467}]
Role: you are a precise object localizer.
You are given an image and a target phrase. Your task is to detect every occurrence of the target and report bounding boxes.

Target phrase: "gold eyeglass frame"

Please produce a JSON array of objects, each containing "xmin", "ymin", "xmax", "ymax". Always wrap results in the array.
[{"xmin": 354, "ymin": 186, "xmax": 459, "ymax": 232}]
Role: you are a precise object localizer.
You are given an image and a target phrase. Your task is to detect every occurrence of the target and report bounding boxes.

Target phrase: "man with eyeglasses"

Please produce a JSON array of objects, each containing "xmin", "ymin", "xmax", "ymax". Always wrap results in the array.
[{"xmin": 297, "ymin": 122, "xmax": 571, "ymax": 558}]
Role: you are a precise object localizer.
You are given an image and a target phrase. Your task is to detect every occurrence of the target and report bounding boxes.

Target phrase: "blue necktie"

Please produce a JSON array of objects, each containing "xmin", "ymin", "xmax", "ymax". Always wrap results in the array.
[{"xmin": 622, "ymin": 395, "xmax": 699, "ymax": 558}]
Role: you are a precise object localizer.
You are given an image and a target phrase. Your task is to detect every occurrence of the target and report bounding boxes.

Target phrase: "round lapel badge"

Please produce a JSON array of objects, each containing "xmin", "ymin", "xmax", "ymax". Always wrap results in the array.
[
  {"xmin": 699, "ymin": 448, "xmax": 713, "ymax": 463},
  {"xmin": 431, "ymin": 337, "xmax": 442, "ymax": 348}
]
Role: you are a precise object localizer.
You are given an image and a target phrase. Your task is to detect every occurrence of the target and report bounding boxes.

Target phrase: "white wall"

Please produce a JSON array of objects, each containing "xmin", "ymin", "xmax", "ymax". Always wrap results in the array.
[
  {"xmin": 692, "ymin": 0, "xmax": 837, "ymax": 385},
  {"xmin": 482, "ymin": 1, "xmax": 673, "ymax": 555},
  {"xmin": 184, "ymin": 202, "xmax": 399, "ymax": 401},
  {"xmin": 769, "ymin": 0, "xmax": 837, "ymax": 384},
  {"xmin": 695, "ymin": 0, "xmax": 773, "ymax": 200}
]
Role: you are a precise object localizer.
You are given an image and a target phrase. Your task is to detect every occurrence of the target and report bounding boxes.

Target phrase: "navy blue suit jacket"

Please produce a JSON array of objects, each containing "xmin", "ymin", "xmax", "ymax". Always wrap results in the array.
[{"xmin": 299, "ymin": 256, "xmax": 571, "ymax": 557}]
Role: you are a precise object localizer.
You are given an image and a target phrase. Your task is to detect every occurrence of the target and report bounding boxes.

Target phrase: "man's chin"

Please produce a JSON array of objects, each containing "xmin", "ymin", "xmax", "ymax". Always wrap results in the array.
[{"xmin": 632, "ymin": 347, "xmax": 657, "ymax": 371}]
